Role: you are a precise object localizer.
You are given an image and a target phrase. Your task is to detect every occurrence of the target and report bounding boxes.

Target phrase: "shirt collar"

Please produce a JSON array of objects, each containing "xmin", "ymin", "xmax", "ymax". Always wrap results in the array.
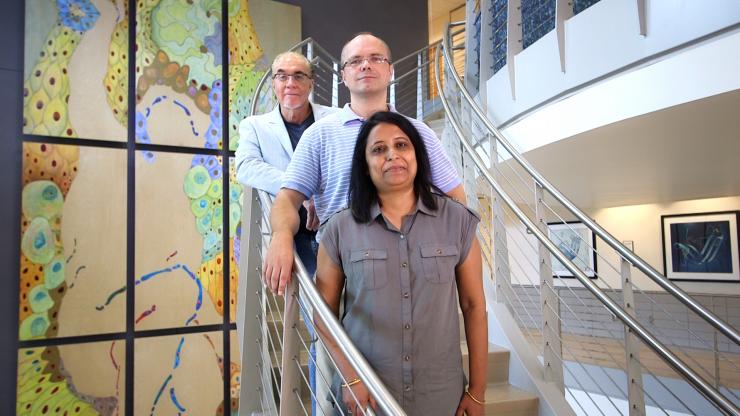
[
  {"xmin": 339, "ymin": 103, "xmax": 398, "ymax": 125},
  {"xmin": 368, "ymin": 193, "xmax": 439, "ymax": 226}
]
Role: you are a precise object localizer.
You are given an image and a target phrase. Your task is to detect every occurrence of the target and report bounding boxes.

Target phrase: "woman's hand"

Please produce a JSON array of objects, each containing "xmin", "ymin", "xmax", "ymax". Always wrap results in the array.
[
  {"xmin": 455, "ymin": 391, "xmax": 485, "ymax": 416},
  {"xmin": 342, "ymin": 382, "xmax": 376, "ymax": 415}
]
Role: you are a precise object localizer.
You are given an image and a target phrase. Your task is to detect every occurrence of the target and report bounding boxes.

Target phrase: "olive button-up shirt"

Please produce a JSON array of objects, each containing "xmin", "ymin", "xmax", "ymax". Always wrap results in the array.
[{"xmin": 321, "ymin": 194, "xmax": 480, "ymax": 415}]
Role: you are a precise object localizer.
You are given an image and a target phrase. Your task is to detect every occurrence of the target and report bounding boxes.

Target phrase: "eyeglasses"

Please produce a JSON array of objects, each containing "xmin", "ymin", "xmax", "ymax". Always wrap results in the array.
[
  {"xmin": 272, "ymin": 72, "xmax": 311, "ymax": 83},
  {"xmin": 341, "ymin": 55, "xmax": 391, "ymax": 70}
]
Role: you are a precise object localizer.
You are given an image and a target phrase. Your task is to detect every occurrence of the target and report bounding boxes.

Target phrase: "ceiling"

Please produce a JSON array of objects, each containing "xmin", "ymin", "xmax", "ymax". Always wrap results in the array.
[
  {"xmin": 429, "ymin": 0, "xmax": 465, "ymax": 21},
  {"xmin": 521, "ymin": 89, "xmax": 740, "ymax": 210}
]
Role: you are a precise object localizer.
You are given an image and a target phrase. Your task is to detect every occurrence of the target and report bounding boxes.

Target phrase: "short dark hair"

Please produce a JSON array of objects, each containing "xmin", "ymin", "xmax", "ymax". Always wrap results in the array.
[{"xmin": 348, "ymin": 111, "xmax": 438, "ymax": 223}]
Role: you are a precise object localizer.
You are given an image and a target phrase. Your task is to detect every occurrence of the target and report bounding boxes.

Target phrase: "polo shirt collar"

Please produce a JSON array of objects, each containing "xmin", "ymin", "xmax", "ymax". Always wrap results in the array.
[{"xmin": 339, "ymin": 103, "xmax": 398, "ymax": 125}]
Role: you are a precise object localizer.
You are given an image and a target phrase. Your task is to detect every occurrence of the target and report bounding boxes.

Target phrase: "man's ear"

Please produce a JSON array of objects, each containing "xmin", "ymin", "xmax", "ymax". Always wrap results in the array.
[{"xmin": 341, "ymin": 69, "xmax": 347, "ymax": 86}]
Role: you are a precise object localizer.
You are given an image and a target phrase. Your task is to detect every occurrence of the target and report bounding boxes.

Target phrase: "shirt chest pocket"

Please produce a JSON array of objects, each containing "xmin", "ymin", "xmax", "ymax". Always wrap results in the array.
[
  {"xmin": 349, "ymin": 249, "xmax": 389, "ymax": 290},
  {"xmin": 420, "ymin": 244, "xmax": 459, "ymax": 284}
]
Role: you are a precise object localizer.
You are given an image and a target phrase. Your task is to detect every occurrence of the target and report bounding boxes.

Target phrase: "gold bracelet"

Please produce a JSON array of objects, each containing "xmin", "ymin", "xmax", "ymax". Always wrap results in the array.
[
  {"xmin": 465, "ymin": 388, "xmax": 485, "ymax": 405},
  {"xmin": 342, "ymin": 378, "xmax": 361, "ymax": 388}
]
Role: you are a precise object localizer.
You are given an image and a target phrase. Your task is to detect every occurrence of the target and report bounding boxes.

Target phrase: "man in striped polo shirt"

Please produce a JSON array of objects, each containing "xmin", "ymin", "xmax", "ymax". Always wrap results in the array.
[{"xmin": 263, "ymin": 33, "xmax": 466, "ymax": 296}]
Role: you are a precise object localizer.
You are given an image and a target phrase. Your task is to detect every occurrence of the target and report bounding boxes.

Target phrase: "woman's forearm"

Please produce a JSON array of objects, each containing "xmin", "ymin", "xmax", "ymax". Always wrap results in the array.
[{"xmin": 462, "ymin": 302, "xmax": 488, "ymax": 396}]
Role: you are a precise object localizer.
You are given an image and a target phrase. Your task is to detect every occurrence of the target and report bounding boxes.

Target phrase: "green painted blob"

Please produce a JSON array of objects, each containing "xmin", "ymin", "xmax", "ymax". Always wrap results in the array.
[
  {"xmin": 28, "ymin": 285, "xmax": 54, "ymax": 313},
  {"xmin": 229, "ymin": 202, "xmax": 240, "ymax": 237},
  {"xmin": 44, "ymin": 255, "xmax": 66, "ymax": 289},
  {"xmin": 207, "ymin": 179, "xmax": 222, "ymax": 199},
  {"xmin": 183, "ymin": 165, "xmax": 211, "ymax": 199},
  {"xmin": 195, "ymin": 212, "xmax": 213, "ymax": 235},
  {"xmin": 19, "ymin": 313, "xmax": 50, "ymax": 340},
  {"xmin": 21, "ymin": 217, "xmax": 55, "ymax": 265},
  {"xmin": 22, "ymin": 181, "xmax": 63, "ymax": 220},
  {"xmin": 190, "ymin": 196, "xmax": 211, "ymax": 218}
]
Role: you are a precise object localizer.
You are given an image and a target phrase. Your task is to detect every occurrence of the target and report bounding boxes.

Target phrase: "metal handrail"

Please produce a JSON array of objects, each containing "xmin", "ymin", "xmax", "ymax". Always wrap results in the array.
[
  {"xmin": 437, "ymin": 25, "xmax": 740, "ymax": 416},
  {"xmin": 256, "ymin": 190, "xmax": 404, "ymax": 416},
  {"xmin": 441, "ymin": 24, "xmax": 740, "ymax": 347}
]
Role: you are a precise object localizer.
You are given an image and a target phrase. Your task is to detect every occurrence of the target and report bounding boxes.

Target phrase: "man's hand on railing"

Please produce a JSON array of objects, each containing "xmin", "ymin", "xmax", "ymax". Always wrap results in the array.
[
  {"xmin": 263, "ymin": 189, "xmax": 305, "ymax": 295},
  {"xmin": 343, "ymin": 381, "xmax": 376, "ymax": 415}
]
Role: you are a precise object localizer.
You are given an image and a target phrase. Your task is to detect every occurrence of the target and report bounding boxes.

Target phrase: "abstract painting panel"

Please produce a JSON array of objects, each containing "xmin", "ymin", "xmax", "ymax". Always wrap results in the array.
[
  {"xmin": 135, "ymin": 150, "xmax": 236, "ymax": 330},
  {"xmin": 24, "ymin": 0, "xmax": 128, "ymax": 142},
  {"xmin": 20, "ymin": 143, "xmax": 126, "ymax": 340},
  {"xmin": 17, "ymin": 341, "xmax": 125, "ymax": 415},
  {"xmin": 134, "ymin": 332, "xmax": 234, "ymax": 415}
]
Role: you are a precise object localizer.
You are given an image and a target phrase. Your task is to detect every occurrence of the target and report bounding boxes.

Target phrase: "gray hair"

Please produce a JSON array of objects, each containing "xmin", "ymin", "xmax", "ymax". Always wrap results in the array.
[{"xmin": 271, "ymin": 51, "xmax": 313, "ymax": 77}]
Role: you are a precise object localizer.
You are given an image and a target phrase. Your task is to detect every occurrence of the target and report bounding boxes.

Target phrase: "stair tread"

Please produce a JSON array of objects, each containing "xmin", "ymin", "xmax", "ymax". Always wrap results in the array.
[{"xmin": 484, "ymin": 383, "xmax": 538, "ymax": 402}]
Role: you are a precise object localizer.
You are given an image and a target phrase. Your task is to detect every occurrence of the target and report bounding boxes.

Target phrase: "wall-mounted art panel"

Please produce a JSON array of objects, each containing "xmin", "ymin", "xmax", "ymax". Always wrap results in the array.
[
  {"xmin": 135, "ymin": 332, "xmax": 227, "ymax": 415},
  {"xmin": 20, "ymin": 143, "xmax": 126, "ymax": 340},
  {"xmin": 135, "ymin": 0, "xmax": 223, "ymax": 149},
  {"xmin": 135, "ymin": 151, "xmax": 228, "ymax": 330},
  {"xmin": 17, "ymin": 341, "xmax": 125, "ymax": 415},
  {"xmin": 24, "ymin": 0, "xmax": 128, "ymax": 141}
]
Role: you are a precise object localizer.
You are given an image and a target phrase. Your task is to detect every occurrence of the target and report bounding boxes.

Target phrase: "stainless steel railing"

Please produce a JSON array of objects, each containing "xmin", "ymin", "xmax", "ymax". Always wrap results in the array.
[{"xmin": 437, "ymin": 21, "xmax": 740, "ymax": 416}]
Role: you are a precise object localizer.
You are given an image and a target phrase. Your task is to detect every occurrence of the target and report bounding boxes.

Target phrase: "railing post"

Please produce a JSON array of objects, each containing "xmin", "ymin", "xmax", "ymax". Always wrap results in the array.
[
  {"xmin": 389, "ymin": 70, "xmax": 396, "ymax": 108},
  {"xmin": 416, "ymin": 52, "xmax": 423, "ymax": 119},
  {"xmin": 306, "ymin": 41, "xmax": 314, "ymax": 103},
  {"xmin": 279, "ymin": 278, "xmax": 301, "ymax": 415},
  {"xmin": 332, "ymin": 61, "xmax": 339, "ymax": 108},
  {"xmin": 238, "ymin": 187, "xmax": 273, "ymax": 415},
  {"xmin": 489, "ymin": 137, "xmax": 511, "ymax": 305},
  {"xmin": 535, "ymin": 182, "xmax": 564, "ymax": 392},
  {"xmin": 621, "ymin": 258, "xmax": 646, "ymax": 416}
]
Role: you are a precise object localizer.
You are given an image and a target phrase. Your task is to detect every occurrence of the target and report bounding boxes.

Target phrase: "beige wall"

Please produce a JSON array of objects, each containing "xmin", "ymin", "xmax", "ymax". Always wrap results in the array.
[{"xmin": 593, "ymin": 195, "xmax": 740, "ymax": 295}]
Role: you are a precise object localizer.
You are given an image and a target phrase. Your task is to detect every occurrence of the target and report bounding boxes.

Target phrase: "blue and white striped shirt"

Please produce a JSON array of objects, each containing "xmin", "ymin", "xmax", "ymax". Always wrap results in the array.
[{"xmin": 281, "ymin": 104, "xmax": 461, "ymax": 239}]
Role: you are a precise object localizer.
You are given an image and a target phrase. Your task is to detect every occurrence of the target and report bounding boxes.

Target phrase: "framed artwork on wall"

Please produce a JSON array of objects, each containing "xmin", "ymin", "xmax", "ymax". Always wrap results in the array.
[
  {"xmin": 662, "ymin": 211, "xmax": 740, "ymax": 282},
  {"xmin": 548, "ymin": 221, "xmax": 597, "ymax": 279}
]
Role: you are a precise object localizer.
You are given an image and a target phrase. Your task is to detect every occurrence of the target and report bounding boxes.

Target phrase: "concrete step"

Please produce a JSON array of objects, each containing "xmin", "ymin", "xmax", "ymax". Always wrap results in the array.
[
  {"xmin": 461, "ymin": 342, "xmax": 510, "ymax": 384},
  {"xmin": 483, "ymin": 383, "xmax": 539, "ymax": 416}
]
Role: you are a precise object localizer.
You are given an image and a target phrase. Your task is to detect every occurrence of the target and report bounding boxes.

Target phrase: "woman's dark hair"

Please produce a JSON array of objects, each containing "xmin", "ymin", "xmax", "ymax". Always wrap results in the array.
[{"xmin": 348, "ymin": 111, "xmax": 438, "ymax": 223}]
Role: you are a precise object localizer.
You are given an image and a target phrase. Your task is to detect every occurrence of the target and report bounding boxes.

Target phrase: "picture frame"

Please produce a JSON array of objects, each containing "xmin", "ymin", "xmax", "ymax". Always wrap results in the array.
[
  {"xmin": 548, "ymin": 221, "xmax": 597, "ymax": 279},
  {"xmin": 661, "ymin": 211, "xmax": 740, "ymax": 282}
]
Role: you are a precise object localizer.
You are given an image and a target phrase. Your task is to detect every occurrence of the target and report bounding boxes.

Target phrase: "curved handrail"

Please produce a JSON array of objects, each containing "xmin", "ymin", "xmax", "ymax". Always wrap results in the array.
[
  {"xmin": 437, "ymin": 25, "xmax": 740, "ymax": 416},
  {"xmin": 440, "ymin": 24, "xmax": 740, "ymax": 347},
  {"xmin": 256, "ymin": 190, "xmax": 405, "ymax": 416}
]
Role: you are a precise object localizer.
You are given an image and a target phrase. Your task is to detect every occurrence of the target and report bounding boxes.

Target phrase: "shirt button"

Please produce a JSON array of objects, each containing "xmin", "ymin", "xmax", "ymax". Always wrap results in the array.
[
  {"xmin": 401, "ymin": 262, "xmax": 407, "ymax": 268},
  {"xmin": 404, "ymin": 323, "xmax": 411, "ymax": 329},
  {"xmin": 400, "ymin": 234, "xmax": 405, "ymax": 239},
  {"xmin": 364, "ymin": 251, "xmax": 369, "ymax": 257},
  {"xmin": 403, "ymin": 292, "xmax": 409, "ymax": 298},
  {"xmin": 436, "ymin": 248, "xmax": 443, "ymax": 254},
  {"xmin": 405, "ymin": 385, "xmax": 411, "ymax": 392},
  {"xmin": 404, "ymin": 355, "xmax": 410, "ymax": 361}
]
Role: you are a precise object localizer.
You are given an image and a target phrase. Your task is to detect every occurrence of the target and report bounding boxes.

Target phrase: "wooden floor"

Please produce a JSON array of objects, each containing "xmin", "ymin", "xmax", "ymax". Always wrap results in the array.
[{"xmin": 525, "ymin": 331, "xmax": 740, "ymax": 390}]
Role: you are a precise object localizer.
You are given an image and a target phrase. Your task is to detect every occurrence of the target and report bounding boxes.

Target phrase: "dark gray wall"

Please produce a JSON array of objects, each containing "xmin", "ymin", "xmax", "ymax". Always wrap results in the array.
[
  {"xmin": 0, "ymin": 0, "xmax": 23, "ymax": 410},
  {"xmin": 278, "ymin": 0, "xmax": 428, "ymax": 63}
]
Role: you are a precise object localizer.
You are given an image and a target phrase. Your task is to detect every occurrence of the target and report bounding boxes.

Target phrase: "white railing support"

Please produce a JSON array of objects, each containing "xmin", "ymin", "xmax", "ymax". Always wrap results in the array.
[
  {"xmin": 279, "ymin": 279, "xmax": 301, "ymax": 416},
  {"xmin": 238, "ymin": 188, "xmax": 272, "ymax": 415},
  {"xmin": 535, "ymin": 182, "xmax": 564, "ymax": 392},
  {"xmin": 621, "ymin": 258, "xmax": 646, "ymax": 416}
]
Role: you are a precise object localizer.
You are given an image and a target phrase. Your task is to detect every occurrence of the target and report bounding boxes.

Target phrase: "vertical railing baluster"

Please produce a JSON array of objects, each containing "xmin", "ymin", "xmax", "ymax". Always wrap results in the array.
[
  {"xmin": 390, "ymin": 70, "xmax": 396, "ymax": 108},
  {"xmin": 416, "ymin": 53, "xmax": 423, "ymax": 119},
  {"xmin": 332, "ymin": 61, "xmax": 339, "ymax": 108},
  {"xmin": 621, "ymin": 257, "xmax": 646, "ymax": 416},
  {"xmin": 279, "ymin": 278, "xmax": 301, "ymax": 415},
  {"xmin": 536, "ymin": 182, "xmax": 564, "ymax": 392},
  {"xmin": 306, "ymin": 41, "xmax": 314, "ymax": 103},
  {"xmin": 489, "ymin": 136, "xmax": 511, "ymax": 305},
  {"xmin": 238, "ymin": 188, "xmax": 269, "ymax": 415}
]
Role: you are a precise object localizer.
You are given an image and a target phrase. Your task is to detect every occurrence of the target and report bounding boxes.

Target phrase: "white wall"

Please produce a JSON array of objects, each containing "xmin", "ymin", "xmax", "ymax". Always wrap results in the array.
[
  {"xmin": 592, "ymin": 195, "xmax": 740, "ymax": 295},
  {"xmin": 485, "ymin": 0, "xmax": 740, "ymax": 152}
]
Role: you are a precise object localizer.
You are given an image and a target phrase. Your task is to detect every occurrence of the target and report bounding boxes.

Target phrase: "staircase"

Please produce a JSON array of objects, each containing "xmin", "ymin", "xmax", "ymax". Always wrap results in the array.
[{"xmin": 236, "ymin": 24, "xmax": 740, "ymax": 416}]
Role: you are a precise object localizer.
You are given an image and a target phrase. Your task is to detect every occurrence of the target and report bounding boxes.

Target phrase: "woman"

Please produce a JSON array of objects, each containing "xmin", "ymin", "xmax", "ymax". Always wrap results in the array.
[{"xmin": 315, "ymin": 111, "xmax": 488, "ymax": 415}]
